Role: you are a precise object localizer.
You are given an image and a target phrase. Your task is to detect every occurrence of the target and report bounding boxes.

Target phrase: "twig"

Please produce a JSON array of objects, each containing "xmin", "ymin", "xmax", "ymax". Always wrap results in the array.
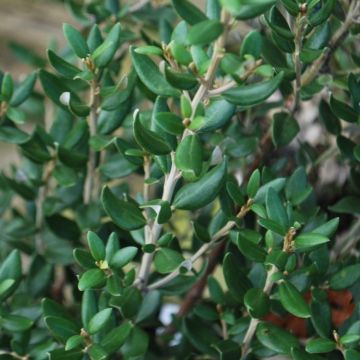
[
  {"xmin": 208, "ymin": 59, "xmax": 263, "ymax": 97},
  {"xmin": 147, "ymin": 200, "xmax": 253, "ymax": 291},
  {"xmin": 147, "ymin": 219, "xmax": 237, "ymax": 291},
  {"xmin": 35, "ymin": 160, "xmax": 55, "ymax": 254},
  {"xmin": 128, "ymin": 0, "xmax": 150, "ymax": 13},
  {"xmin": 241, "ymin": 227, "xmax": 297, "ymax": 356},
  {"xmin": 301, "ymin": 1, "xmax": 360, "ymax": 86},
  {"xmin": 190, "ymin": 10, "xmax": 231, "ymax": 119},
  {"xmin": 83, "ymin": 79, "xmax": 99, "ymax": 205},
  {"xmin": 136, "ymin": 9, "xmax": 232, "ymax": 289},
  {"xmin": 292, "ymin": 15, "xmax": 307, "ymax": 113},
  {"xmin": 241, "ymin": 265, "xmax": 277, "ymax": 357},
  {"xmin": 136, "ymin": 153, "xmax": 180, "ymax": 287}
]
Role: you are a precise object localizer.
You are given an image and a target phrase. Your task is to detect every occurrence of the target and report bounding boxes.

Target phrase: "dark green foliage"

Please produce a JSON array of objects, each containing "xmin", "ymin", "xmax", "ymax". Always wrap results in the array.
[{"xmin": 0, "ymin": 0, "xmax": 359, "ymax": 359}]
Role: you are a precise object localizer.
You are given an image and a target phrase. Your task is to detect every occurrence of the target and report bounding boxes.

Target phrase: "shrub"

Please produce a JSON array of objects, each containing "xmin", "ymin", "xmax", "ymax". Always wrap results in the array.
[{"xmin": 0, "ymin": 0, "xmax": 360, "ymax": 359}]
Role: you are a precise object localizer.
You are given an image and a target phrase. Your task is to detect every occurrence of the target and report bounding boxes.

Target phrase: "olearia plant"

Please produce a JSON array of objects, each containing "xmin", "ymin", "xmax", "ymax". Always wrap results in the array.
[{"xmin": 0, "ymin": 0, "xmax": 360, "ymax": 359}]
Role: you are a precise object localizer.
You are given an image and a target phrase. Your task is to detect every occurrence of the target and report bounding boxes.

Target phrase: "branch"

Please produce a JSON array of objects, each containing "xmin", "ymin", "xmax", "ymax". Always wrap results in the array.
[
  {"xmin": 83, "ymin": 79, "xmax": 99, "ymax": 205},
  {"xmin": 301, "ymin": 1, "xmax": 360, "ymax": 87},
  {"xmin": 35, "ymin": 159, "xmax": 55, "ymax": 254},
  {"xmin": 147, "ymin": 219, "xmax": 237, "ymax": 291},
  {"xmin": 208, "ymin": 59, "xmax": 263, "ymax": 97},
  {"xmin": 190, "ymin": 10, "xmax": 231, "ymax": 119},
  {"xmin": 136, "ymin": 154, "xmax": 180, "ymax": 287},
  {"xmin": 128, "ymin": 0, "xmax": 150, "ymax": 13},
  {"xmin": 241, "ymin": 265, "xmax": 277, "ymax": 357},
  {"xmin": 292, "ymin": 15, "xmax": 307, "ymax": 113},
  {"xmin": 147, "ymin": 200, "xmax": 253, "ymax": 291},
  {"xmin": 136, "ymin": 10, "xmax": 232, "ymax": 289}
]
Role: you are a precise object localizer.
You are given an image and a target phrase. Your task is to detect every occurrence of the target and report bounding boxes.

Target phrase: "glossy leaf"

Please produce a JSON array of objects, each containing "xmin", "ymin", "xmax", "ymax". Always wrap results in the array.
[
  {"xmin": 63, "ymin": 23, "xmax": 89, "ymax": 58},
  {"xmin": 101, "ymin": 186, "xmax": 146, "ymax": 231},
  {"xmin": 130, "ymin": 46, "xmax": 180, "ymax": 97},
  {"xmin": 278, "ymin": 281, "xmax": 311, "ymax": 318},
  {"xmin": 223, "ymin": 72, "xmax": 284, "ymax": 107},
  {"xmin": 173, "ymin": 160, "xmax": 227, "ymax": 210}
]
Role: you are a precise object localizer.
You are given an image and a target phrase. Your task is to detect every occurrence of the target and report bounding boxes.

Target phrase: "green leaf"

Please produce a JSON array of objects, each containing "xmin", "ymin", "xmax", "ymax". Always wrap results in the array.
[
  {"xmin": 6, "ymin": 107, "xmax": 26, "ymax": 124},
  {"xmin": 10, "ymin": 71, "xmax": 37, "ymax": 107},
  {"xmin": 272, "ymin": 112, "xmax": 300, "ymax": 147},
  {"xmin": 154, "ymin": 248, "xmax": 184, "ymax": 274},
  {"xmin": 170, "ymin": 41, "xmax": 192, "ymax": 66},
  {"xmin": 237, "ymin": 233, "xmax": 266, "ymax": 263},
  {"xmin": 247, "ymin": 169, "xmax": 261, "ymax": 198},
  {"xmin": 349, "ymin": 73, "xmax": 360, "ymax": 113},
  {"xmin": 266, "ymin": 187, "xmax": 289, "ymax": 231},
  {"xmin": 223, "ymin": 72, "xmax": 284, "ymax": 107},
  {"xmin": 110, "ymin": 247, "xmax": 138, "ymax": 268},
  {"xmin": 309, "ymin": 0, "xmax": 336, "ymax": 27},
  {"xmin": 164, "ymin": 67, "xmax": 198, "ymax": 90},
  {"xmin": 255, "ymin": 177, "xmax": 286, "ymax": 203},
  {"xmin": 213, "ymin": 340, "xmax": 241, "ymax": 360},
  {"xmin": 130, "ymin": 46, "xmax": 180, "ymax": 97},
  {"xmin": 221, "ymin": 0, "xmax": 276, "ymax": 20},
  {"xmin": 294, "ymin": 233, "xmax": 330, "ymax": 251},
  {"xmin": 87, "ymin": 231, "xmax": 105, "ymax": 261},
  {"xmin": 100, "ymin": 322, "xmax": 132, "ymax": 354},
  {"xmin": 175, "ymin": 134, "xmax": 203, "ymax": 180},
  {"xmin": 240, "ymin": 30, "xmax": 262, "ymax": 59},
  {"xmin": 0, "ymin": 249, "xmax": 22, "ymax": 299},
  {"xmin": 340, "ymin": 334, "xmax": 360, "ymax": 346},
  {"xmin": 0, "ymin": 279, "xmax": 16, "ymax": 300},
  {"xmin": 45, "ymin": 316, "xmax": 80, "ymax": 343},
  {"xmin": 285, "ymin": 167, "xmax": 312, "ymax": 206},
  {"xmin": 87, "ymin": 24, "xmax": 103, "ymax": 53},
  {"xmin": 0, "ymin": 314, "xmax": 33, "ymax": 332},
  {"xmin": 1, "ymin": 73, "xmax": 13, "ymax": 102},
  {"xmin": 133, "ymin": 110, "xmax": 172, "ymax": 155},
  {"xmin": 172, "ymin": 0, "xmax": 207, "ymax": 25},
  {"xmin": 291, "ymin": 348, "xmax": 324, "ymax": 360},
  {"xmin": 223, "ymin": 252, "xmax": 251, "ymax": 302},
  {"xmin": 154, "ymin": 112, "xmax": 184, "ymax": 135},
  {"xmin": 198, "ymin": 99, "xmax": 235, "ymax": 133},
  {"xmin": 187, "ymin": 19, "xmax": 223, "ymax": 46},
  {"xmin": 330, "ymin": 95, "xmax": 358, "ymax": 123},
  {"xmin": 0, "ymin": 126, "xmax": 30, "ymax": 144},
  {"xmin": 329, "ymin": 196, "xmax": 360, "ymax": 215},
  {"xmin": 306, "ymin": 338, "xmax": 336, "ymax": 353},
  {"xmin": 48, "ymin": 50, "xmax": 81, "ymax": 78},
  {"xmin": 182, "ymin": 317, "xmax": 220, "ymax": 355},
  {"xmin": 93, "ymin": 23, "xmax": 122, "ymax": 68},
  {"xmin": 244, "ymin": 288, "xmax": 270, "ymax": 318},
  {"xmin": 63, "ymin": 23, "xmax": 89, "ymax": 58},
  {"xmin": 345, "ymin": 349, "xmax": 360, "ymax": 360},
  {"xmin": 136, "ymin": 290, "xmax": 161, "ymax": 323},
  {"xmin": 256, "ymin": 322, "xmax": 299, "ymax": 355},
  {"xmin": 39, "ymin": 69, "xmax": 70, "ymax": 108},
  {"xmin": 49, "ymin": 348, "xmax": 83, "ymax": 360},
  {"xmin": 88, "ymin": 308, "xmax": 113, "ymax": 334},
  {"xmin": 278, "ymin": 281, "xmax": 311, "ymax": 318},
  {"xmin": 81, "ymin": 290, "xmax": 97, "ymax": 330},
  {"xmin": 266, "ymin": 6, "xmax": 293, "ymax": 40},
  {"xmin": 330, "ymin": 264, "xmax": 360, "ymax": 290},
  {"xmin": 180, "ymin": 94, "xmax": 192, "ymax": 117},
  {"xmin": 310, "ymin": 218, "xmax": 339, "ymax": 238},
  {"xmin": 310, "ymin": 298, "xmax": 331, "ymax": 338},
  {"xmin": 319, "ymin": 99, "xmax": 341, "ymax": 135},
  {"xmin": 88, "ymin": 345, "xmax": 108, "ymax": 360},
  {"xmin": 135, "ymin": 45, "xmax": 163, "ymax": 56},
  {"xmin": 78, "ymin": 268, "xmax": 106, "ymax": 291},
  {"xmin": 101, "ymin": 186, "xmax": 146, "ymax": 231},
  {"xmin": 173, "ymin": 160, "xmax": 227, "ymax": 210}
]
